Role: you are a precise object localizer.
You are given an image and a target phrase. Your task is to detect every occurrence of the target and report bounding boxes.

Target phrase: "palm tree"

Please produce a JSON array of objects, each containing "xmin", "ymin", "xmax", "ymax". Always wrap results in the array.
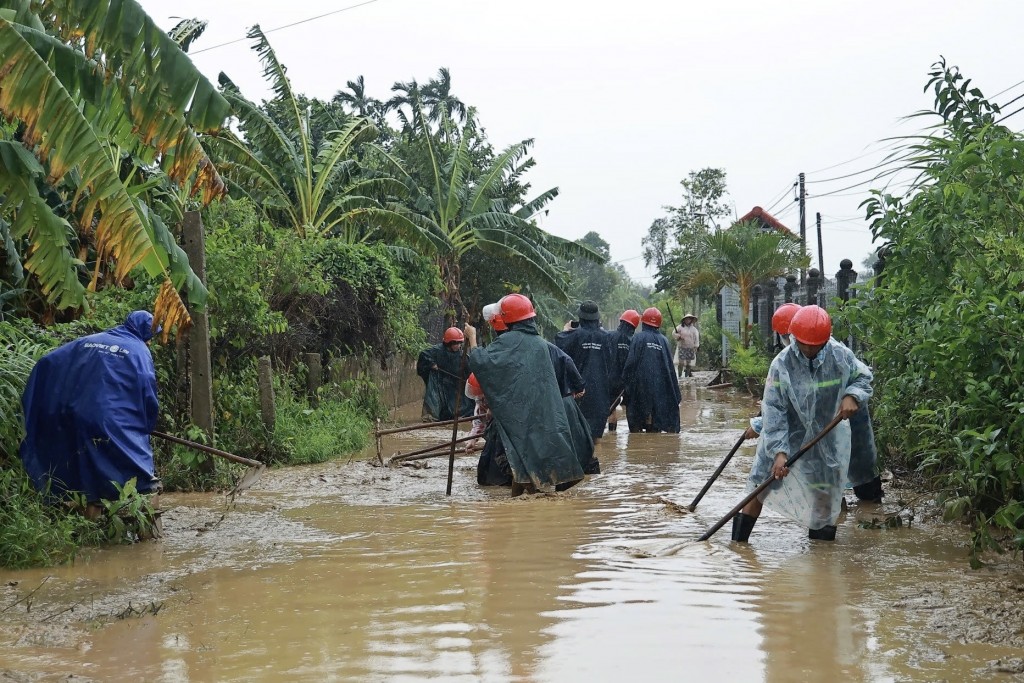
[
  {"xmin": 385, "ymin": 79, "xmax": 423, "ymax": 134},
  {"xmin": 0, "ymin": 0, "xmax": 231, "ymax": 336},
  {"xmin": 206, "ymin": 27, "xmax": 440, "ymax": 253},
  {"xmin": 422, "ymin": 68, "xmax": 468, "ymax": 126},
  {"xmin": 372, "ymin": 108, "xmax": 602, "ymax": 320},
  {"xmin": 332, "ymin": 75, "xmax": 383, "ymax": 124},
  {"xmin": 690, "ymin": 220, "xmax": 808, "ymax": 347}
]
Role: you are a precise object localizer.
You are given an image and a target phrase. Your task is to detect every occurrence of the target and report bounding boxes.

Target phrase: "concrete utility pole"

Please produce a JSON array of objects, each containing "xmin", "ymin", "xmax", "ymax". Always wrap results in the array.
[
  {"xmin": 816, "ymin": 212, "xmax": 825, "ymax": 276},
  {"xmin": 181, "ymin": 211, "xmax": 215, "ymax": 471},
  {"xmin": 798, "ymin": 172, "xmax": 807, "ymax": 283}
]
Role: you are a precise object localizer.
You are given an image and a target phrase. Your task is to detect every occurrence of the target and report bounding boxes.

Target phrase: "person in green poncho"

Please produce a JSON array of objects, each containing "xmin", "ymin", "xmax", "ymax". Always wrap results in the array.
[
  {"xmin": 464, "ymin": 294, "xmax": 585, "ymax": 495},
  {"xmin": 416, "ymin": 327, "xmax": 474, "ymax": 422}
]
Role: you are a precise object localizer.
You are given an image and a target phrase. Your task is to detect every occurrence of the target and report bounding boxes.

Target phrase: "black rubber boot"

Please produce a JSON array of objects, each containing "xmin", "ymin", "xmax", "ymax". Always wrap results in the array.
[
  {"xmin": 731, "ymin": 513, "xmax": 757, "ymax": 542},
  {"xmin": 853, "ymin": 476, "xmax": 884, "ymax": 503},
  {"xmin": 607, "ymin": 421, "xmax": 617, "ymax": 432},
  {"xmin": 808, "ymin": 525, "xmax": 838, "ymax": 541}
]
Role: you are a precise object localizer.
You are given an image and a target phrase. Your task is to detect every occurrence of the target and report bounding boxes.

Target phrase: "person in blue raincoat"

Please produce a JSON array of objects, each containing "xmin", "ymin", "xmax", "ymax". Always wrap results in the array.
[
  {"xmin": 20, "ymin": 311, "xmax": 161, "ymax": 503},
  {"xmin": 622, "ymin": 307, "xmax": 681, "ymax": 433},
  {"xmin": 732, "ymin": 305, "xmax": 873, "ymax": 543},
  {"xmin": 466, "ymin": 294, "xmax": 585, "ymax": 495},
  {"xmin": 606, "ymin": 310, "xmax": 639, "ymax": 432},
  {"xmin": 554, "ymin": 300, "xmax": 616, "ymax": 440},
  {"xmin": 416, "ymin": 327, "xmax": 474, "ymax": 422}
]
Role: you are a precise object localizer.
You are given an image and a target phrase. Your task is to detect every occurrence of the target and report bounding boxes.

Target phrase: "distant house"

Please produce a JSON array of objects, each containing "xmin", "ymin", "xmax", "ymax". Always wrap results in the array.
[{"xmin": 734, "ymin": 206, "xmax": 798, "ymax": 238}]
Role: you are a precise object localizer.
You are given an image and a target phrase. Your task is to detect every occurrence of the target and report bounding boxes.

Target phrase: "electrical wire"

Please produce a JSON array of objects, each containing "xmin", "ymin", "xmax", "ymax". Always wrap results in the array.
[
  {"xmin": 993, "ymin": 77, "xmax": 1024, "ymax": 99},
  {"xmin": 808, "ymin": 167, "xmax": 909, "ymax": 198},
  {"xmin": 805, "ymin": 142, "xmax": 900, "ymax": 175},
  {"xmin": 763, "ymin": 180, "xmax": 797, "ymax": 214},
  {"xmin": 805, "ymin": 149, "xmax": 915, "ymax": 185},
  {"xmin": 190, "ymin": 0, "xmax": 383, "ymax": 55}
]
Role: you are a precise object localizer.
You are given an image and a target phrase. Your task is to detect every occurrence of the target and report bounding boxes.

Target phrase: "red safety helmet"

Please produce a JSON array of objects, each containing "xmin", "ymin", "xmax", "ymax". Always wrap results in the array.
[
  {"xmin": 789, "ymin": 305, "xmax": 832, "ymax": 346},
  {"xmin": 619, "ymin": 310, "xmax": 641, "ymax": 328},
  {"xmin": 466, "ymin": 373, "xmax": 483, "ymax": 399},
  {"xmin": 443, "ymin": 327, "xmax": 464, "ymax": 344},
  {"xmin": 641, "ymin": 307, "xmax": 662, "ymax": 328},
  {"xmin": 771, "ymin": 303, "xmax": 802, "ymax": 335},
  {"xmin": 499, "ymin": 293, "xmax": 535, "ymax": 323}
]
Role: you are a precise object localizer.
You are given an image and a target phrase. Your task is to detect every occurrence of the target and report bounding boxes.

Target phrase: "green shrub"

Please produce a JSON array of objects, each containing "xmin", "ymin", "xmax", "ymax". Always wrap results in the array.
[
  {"xmin": 724, "ymin": 332, "xmax": 770, "ymax": 383},
  {"xmin": 698, "ymin": 309, "xmax": 722, "ymax": 370},
  {"xmin": 0, "ymin": 466, "xmax": 97, "ymax": 568},
  {"xmin": 847, "ymin": 60, "xmax": 1024, "ymax": 560},
  {"xmin": 273, "ymin": 392, "xmax": 371, "ymax": 465}
]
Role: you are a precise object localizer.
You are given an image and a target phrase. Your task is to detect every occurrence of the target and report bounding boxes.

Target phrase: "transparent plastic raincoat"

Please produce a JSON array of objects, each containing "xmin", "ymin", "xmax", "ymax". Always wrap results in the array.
[{"xmin": 747, "ymin": 338, "xmax": 873, "ymax": 529}]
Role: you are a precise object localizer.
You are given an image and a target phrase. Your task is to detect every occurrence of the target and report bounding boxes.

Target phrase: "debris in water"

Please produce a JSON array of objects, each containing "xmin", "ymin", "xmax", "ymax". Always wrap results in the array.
[{"xmin": 658, "ymin": 496, "xmax": 691, "ymax": 515}]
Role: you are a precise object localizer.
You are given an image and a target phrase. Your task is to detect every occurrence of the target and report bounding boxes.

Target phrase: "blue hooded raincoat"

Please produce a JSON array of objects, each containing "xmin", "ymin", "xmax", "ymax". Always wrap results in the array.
[{"xmin": 20, "ymin": 311, "xmax": 160, "ymax": 501}]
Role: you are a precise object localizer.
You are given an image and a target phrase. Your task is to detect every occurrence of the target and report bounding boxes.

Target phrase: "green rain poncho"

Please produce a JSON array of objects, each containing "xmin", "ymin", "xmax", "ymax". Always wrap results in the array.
[
  {"xmin": 416, "ymin": 343, "xmax": 474, "ymax": 421},
  {"xmin": 469, "ymin": 320, "xmax": 585, "ymax": 490}
]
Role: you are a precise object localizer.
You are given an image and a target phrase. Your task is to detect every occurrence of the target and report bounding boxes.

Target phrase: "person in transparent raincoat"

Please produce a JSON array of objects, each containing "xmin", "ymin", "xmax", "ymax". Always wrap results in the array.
[{"xmin": 732, "ymin": 305, "xmax": 872, "ymax": 542}]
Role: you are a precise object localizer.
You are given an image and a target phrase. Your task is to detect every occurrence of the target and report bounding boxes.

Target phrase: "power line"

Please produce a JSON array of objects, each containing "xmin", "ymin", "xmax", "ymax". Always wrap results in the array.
[
  {"xmin": 805, "ymin": 143, "xmax": 899, "ymax": 175},
  {"xmin": 996, "ymin": 103, "xmax": 1024, "ymax": 125},
  {"xmin": 613, "ymin": 254, "xmax": 645, "ymax": 264},
  {"xmin": 808, "ymin": 166, "xmax": 909, "ymax": 198},
  {"xmin": 190, "ymin": 0, "xmax": 383, "ymax": 55},
  {"xmin": 805, "ymin": 150, "xmax": 914, "ymax": 185},
  {"xmin": 763, "ymin": 180, "xmax": 796, "ymax": 214},
  {"xmin": 993, "ymin": 77, "xmax": 1024, "ymax": 99}
]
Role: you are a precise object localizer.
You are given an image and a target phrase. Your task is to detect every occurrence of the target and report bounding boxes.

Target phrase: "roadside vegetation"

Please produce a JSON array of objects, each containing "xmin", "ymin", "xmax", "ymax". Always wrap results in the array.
[
  {"xmin": 846, "ymin": 60, "xmax": 1024, "ymax": 561},
  {"xmin": 2, "ymin": 4, "xmax": 1018, "ymax": 568},
  {"xmin": 0, "ymin": 2, "xmax": 641, "ymax": 568}
]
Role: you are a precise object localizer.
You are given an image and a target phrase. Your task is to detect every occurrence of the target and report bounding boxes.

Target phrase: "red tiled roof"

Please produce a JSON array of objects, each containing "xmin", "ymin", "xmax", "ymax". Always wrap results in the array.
[{"xmin": 735, "ymin": 206, "xmax": 798, "ymax": 238}]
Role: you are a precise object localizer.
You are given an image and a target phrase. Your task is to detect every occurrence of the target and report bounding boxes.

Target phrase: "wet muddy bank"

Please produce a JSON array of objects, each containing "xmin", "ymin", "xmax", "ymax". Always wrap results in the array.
[{"xmin": 2, "ymin": 380, "xmax": 1023, "ymax": 682}]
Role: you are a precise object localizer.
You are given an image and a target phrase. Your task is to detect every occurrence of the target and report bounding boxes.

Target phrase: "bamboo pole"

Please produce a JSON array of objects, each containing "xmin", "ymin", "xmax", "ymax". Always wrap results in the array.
[
  {"xmin": 375, "ymin": 417, "xmax": 462, "ymax": 437},
  {"xmin": 398, "ymin": 446, "xmax": 474, "ymax": 463},
  {"xmin": 390, "ymin": 433, "xmax": 479, "ymax": 463}
]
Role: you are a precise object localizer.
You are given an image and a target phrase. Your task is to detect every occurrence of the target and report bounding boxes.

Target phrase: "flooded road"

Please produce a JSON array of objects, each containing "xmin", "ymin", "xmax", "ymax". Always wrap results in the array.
[{"xmin": 3, "ymin": 380, "xmax": 1024, "ymax": 682}]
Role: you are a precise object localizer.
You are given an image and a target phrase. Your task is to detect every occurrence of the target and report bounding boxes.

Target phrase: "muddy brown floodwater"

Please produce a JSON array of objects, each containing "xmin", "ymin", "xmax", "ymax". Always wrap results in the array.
[{"xmin": 3, "ymin": 374, "xmax": 1024, "ymax": 682}]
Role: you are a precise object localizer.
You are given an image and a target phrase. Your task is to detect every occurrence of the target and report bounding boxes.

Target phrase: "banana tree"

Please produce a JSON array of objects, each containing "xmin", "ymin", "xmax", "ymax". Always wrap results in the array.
[
  {"xmin": 373, "ymin": 109, "xmax": 602, "ymax": 320},
  {"xmin": 689, "ymin": 220, "xmax": 808, "ymax": 347},
  {"xmin": 206, "ymin": 27, "xmax": 442, "ymax": 256},
  {"xmin": 0, "ymin": 0, "xmax": 230, "ymax": 337}
]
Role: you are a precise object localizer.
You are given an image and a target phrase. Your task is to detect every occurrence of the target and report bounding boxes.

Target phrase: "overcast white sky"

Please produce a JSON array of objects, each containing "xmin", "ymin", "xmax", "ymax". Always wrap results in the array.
[{"xmin": 141, "ymin": 0, "xmax": 1024, "ymax": 285}]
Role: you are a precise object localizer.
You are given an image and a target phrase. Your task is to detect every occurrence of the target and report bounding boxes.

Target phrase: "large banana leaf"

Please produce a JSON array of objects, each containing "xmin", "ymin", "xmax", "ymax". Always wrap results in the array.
[
  {"xmin": 0, "ymin": 20, "xmax": 194, "ymax": 334},
  {"xmin": 6, "ymin": 0, "xmax": 230, "ymax": 201}
]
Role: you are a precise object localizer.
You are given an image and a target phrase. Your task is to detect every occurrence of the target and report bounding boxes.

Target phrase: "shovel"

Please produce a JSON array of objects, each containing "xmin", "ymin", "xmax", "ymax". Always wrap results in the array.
[
  {"xmin": 636, "ymin": 414, "xmax": 844, "ymax": 558},
  {"xmin": 686, "ymin": 430, "xmax": 747, "ymax": 511},
  {"xmin": 151, "ymin": 431, "xmax": 266, "ymax": 494}
]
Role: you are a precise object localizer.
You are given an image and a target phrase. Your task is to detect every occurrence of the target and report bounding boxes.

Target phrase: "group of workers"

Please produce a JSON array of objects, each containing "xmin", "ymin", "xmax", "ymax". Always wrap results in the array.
[
  {"xmin": 418, "ymin": 296, "xmax": 685, "ymax": 494},
  {"xmin": 419, "ymin": 293, "xmax": 883, "ymax": 543},
  {"xmin": 18, "ymin": 295, "xmax": 881, "ymax": 546}
]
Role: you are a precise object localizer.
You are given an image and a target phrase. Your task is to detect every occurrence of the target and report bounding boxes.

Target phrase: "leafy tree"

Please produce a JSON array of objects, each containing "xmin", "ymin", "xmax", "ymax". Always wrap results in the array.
[
  {"xmin": 0, "ymin": 0, "xmax": 231, "ymax": 335},
  {"xmin": 567, "ymin": 232, "xmax": 614, "ymax": 301},
  {"xmin": 207, "ymin": 27, "xmax": 438, "ymax": 253},
  {"xmin": 374, "ymin": 107, "xmax": 600, "ymax": 320},
  {"xmin": 645, "ymin": 168, "xmax": 732, "ymax": 301},
  {"xmin": 688, "ymin": 220, "xmax": 807, "ymax": 347},
  {"xmin": 848, "ymin": 59, "xmax": 1024, "ymax": 559}
]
